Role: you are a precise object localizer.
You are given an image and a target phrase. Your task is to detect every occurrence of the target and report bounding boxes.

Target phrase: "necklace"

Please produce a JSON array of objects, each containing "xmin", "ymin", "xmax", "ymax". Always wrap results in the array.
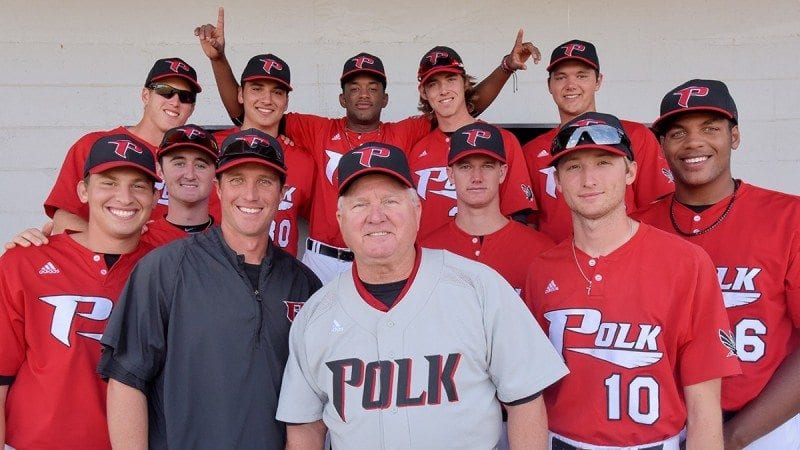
[
  {"xmin": 343, "ymin": 123, "xmax": 383, "ymax": 151},
  {"xmin": 669, "ymin": 180, "xmax": 739, "ymax": 237},
  {"xmin": 571, "ymin": 219, "xmax": 636, "ymax": 295}
]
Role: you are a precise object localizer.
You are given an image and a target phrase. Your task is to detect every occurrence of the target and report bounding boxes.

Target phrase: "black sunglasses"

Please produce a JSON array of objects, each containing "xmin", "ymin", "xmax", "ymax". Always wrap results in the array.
[
  {"xmin": 148, "ymin": 83, "xmax": 197, "ymax": 104},
  {"xmin": 219, "ymin": 139, "xmax": 285, "ymax": 168},
  {"xmin": 160, "ymin": 127, "xmax": 219, "ymax": 155}
]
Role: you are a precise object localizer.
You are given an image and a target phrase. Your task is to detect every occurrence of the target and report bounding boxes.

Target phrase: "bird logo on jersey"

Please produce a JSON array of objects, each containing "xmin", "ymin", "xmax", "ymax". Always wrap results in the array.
[
  {"xmin": 673, "ymin": 86, "xmax": 709, "ymax": 108},
  {"xmin": 719, "ymin": 330, "xmax": 738, "ymax": 357},
  {"xmin": 543, "ymin": 308, "xmax": 663, "ymax": 369}
]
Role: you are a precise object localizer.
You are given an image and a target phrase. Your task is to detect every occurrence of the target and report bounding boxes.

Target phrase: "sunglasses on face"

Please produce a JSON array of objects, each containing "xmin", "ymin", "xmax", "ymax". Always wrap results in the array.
[
  {"xmin": 148, "ymin": 83, "xmax": 197, "ymax": 104},
  {"xmin": 218, "ymin": 140, "xmax": 285, "ymax": 168},
  {"xmin": 160, "ymin": 127, "xmax": 219, "ymax": 155},
  {"xmin": 552, "ymin": 124, "xmax": 631, "ymax": 154}
]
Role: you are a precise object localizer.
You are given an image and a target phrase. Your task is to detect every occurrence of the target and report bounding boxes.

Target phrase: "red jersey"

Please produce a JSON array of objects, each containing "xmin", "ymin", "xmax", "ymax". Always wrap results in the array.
[
  {"xmin": 409, "ymin": 126, "xmax": 536, "ymax": 236},
  {"xmin": 43, "ymin": 127, "xmax": 220, "ymax": 225},
  {"xmin": 215, "ymin": 127, "xmax": 314, "ymax": 256},
  {"xmin": 523, "ymin": 224, "xmax": 740, "ymax": 446},
  {"xmin": 283, "ymin": 113, "xmax": 431, "ymax": 247},
  {"xmin": 0, "ymin": 234, "xmax": 152, "ymax": 450},
  {"xmin": 420, "ymin": 219, "xmax": 554, "ymax": 293},
  {"xmin": 522, "ymin": 120, "xmax": 674, "ymax": 243},
  {"xmin": 633, "ymin": 182, "xmax": 800, "ymax": 411}
]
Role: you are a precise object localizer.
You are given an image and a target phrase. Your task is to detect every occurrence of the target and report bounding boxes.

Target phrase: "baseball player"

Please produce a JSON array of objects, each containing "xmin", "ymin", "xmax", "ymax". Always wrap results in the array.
[
  {"xmin": 212, "ymin": 53, "xmax": 314, "ymax": 256},
  {"xmin": 0, "ymin": 134, "xmax": 158, "ymax": 449},
  {"xmin": 98, "ymin": 129, "xmax": 322, "ymax": 449},
  {"xmin": 522, "ymin": 39, "xmax": 674, "ymax": 243},
  {"xmin": 420, "ymin": 122, "xmax": 554, "ymax": 293},
  {"xmin": 142, "ymin": 124, "xmax": 220, "ymax": 246},
  {"xmin": 410, "ymin": 45, "xmax": 536, "ymax": 236},
  {"xmin": 44, "ymin": 57, "xmax": 206, "ymax": 234},
  {"xmin": 195, "ymin": 7, "xmax": 538, "ymax": 282},
  {"xmin": 276, "ymin": 142, "xmax": 567, "ymax": 449},
  {"xmin": 633, "ymin": 79, "xmax": 800, "ymax": 449},
  {"xmin": 523, "ymin": 112, "xmax": 740, "ymax": 449}
]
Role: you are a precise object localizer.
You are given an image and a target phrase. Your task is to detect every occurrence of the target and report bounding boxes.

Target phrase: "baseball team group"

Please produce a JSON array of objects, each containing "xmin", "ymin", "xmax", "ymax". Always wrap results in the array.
[{"xmin": 1, "ymin": 7, "xmax": 798, "ymax": 450}]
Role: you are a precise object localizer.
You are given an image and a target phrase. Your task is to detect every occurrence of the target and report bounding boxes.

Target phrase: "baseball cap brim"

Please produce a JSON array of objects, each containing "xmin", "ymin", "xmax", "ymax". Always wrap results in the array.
[
  {"xmin": 338, "ymin": 167, "xmax": 414, "ymax": 195},
  {"xmin": 448, "ymin": 149, "xmax": 507, "ymax": 166},
  {"xmin": 548, "ymin": 144, "xmax": 629, "ymax": 167},
  {"xmin": 652, "ymin": 106, "xmax": 737, "ymax": 134},
  {"xmin": 418, "ymin": 66, "xmax": 465, "ymax": 86},
  {"xmin": 547, "ymin": 56, "xmax": 599, "ymax": 72},
  {"xmin": 241, "ymin": 75, "xmax": 293, "ymax": 92},
  {"xmin": 87, "ymin": 161, "xmax": 159, "ymax": 180},
  {"xmin": 149, "ymin": 73, "xmax": 202, "ymax": 93},
  {"xmin": 341, "ymin": 69, "xmax": 387, "ymax": 84},
  {"xmin": 215, "ymin": 157, "xmax": 288, "ymax": 177},
  {"xmin": 157, "ymin": 142, "xmax": 219, "ymax": 160}
]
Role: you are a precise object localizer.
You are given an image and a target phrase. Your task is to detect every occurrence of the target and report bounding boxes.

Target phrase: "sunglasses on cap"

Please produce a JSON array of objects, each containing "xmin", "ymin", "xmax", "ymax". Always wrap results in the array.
[
  {"xmin": 552, "ymin": 124, "xmax": 631, "ymax": 154},
  {"xmin": 148, "ymin": 83, "xmax": 197, "ymax": 104},
  {"xmin": 218, "ymin": 139, "xmax": 285, "ymax": 168},
  {"xmin": 160, "ymin": 127, "xmax": 219, "ymax": 154}
]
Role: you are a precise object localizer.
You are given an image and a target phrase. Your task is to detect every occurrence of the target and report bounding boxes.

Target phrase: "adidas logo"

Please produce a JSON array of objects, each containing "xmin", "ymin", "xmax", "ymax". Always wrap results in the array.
[
  {"xmin": 419, "ymin": 150, "xmax": 428, "ymax": 157},
  {"xmin": 537, "ymin": 149, "xmax": 548, "ymax": 158},
  {"xmin": 332, "ymin": 133, "xmax": 341, "ymax": 141},
  {"xmin": 544, "ymin": 280, "xmax": 559, "ymax": 294},
  {"xmin": 330, "ymin": 319, "xmax": 344, "ymax": 333},
  {"xmin": 39, "ymin": 261, "xmax": 60, "ymax": 275}
]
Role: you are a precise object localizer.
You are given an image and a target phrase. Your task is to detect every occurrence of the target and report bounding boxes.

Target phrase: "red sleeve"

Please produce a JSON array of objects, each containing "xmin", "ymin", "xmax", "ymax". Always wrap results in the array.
[
  {"xmin": 43, "ymin": 132, "xmax": 101, "ymax": 219},
  {"xmin": 0, "ymin": 251, "xmax": 26, "ymax": 378},
  {"xmin": 786, "ymin": 226, "xmax": 800, "ymax": 328},
  {"xmin": 386, "ymin": 115, "xmax": 433, "ymax": 154},
  {"xmin": 283, "ymin": 113, "xmax": 334, "ymax": 157},
  {"xmin": 623, "ymin": 121, "xmax": 674, "ymax": 208},
  {"xmin": 499, "ymin": 129, "xmax": 537, "ymax": 215},
  {"xmin": 679, "ymin": 246, "xmax": 742, "ymax": 386}
]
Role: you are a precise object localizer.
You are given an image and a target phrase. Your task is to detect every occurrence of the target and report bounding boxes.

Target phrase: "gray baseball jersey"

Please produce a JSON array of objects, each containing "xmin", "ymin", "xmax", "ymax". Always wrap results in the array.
[{"xmin": 277, "ymin": 248, "xmax": 567, "ymax": 449}]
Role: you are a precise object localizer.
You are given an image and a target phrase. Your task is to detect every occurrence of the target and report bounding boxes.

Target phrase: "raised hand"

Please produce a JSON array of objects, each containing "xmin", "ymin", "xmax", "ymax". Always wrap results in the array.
[{"xmin": 194, "ymin": 6, "xmax": 226, "ymax": 61}]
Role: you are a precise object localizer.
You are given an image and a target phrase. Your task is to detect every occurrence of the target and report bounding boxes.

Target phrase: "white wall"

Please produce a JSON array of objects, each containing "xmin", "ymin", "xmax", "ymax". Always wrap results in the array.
[{"xmin": 2, "ymin": 0, "xmax": 798, "ymax": 244}]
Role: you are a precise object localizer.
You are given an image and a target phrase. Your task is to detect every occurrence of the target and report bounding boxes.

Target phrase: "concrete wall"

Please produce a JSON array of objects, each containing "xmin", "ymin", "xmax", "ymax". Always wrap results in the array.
[{"xmin": 2, "ymin": 0, "xmax": 798, "ymax": 244}]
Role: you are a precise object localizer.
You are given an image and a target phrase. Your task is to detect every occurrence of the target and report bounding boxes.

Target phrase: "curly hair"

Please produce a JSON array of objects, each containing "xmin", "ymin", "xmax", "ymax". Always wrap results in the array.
[{"xmin": 417, "ymin": 74, "xmax": 478, "ymax": 123}]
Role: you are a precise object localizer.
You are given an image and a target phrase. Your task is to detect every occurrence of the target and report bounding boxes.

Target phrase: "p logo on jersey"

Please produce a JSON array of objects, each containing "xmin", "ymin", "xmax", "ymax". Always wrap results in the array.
[
  {"xmin": 83, "ymin": 134, "xmax": 158, "ymax": 180},
  {"xmin": 337, "ymin": 142, "xmax": 415, "ymax": 195}
]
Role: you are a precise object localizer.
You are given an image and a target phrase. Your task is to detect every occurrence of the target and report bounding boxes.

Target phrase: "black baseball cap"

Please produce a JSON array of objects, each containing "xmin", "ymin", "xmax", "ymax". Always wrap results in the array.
[
  {"xmin": 341, "ymin": 52, "xmax": 387, "ymax": 88},
  {"xmin": 549, "ymin": 112, "xmax": 633, "ymax": 167},
  {"xmin": 337, "ymin": 142, "xmax": 415, "ymax": 195},
  {"xmin": 448, "ymin": 122, "xmax": 506, "ymax": 165},
  {"xmin": 145, "ymin": 57, "xmax": 202, "ymax": 93},
  {"xmin": 417, "ymin": 46, "xmax": 465, "ymax": 85},
  {"xmin": 217, "ymin": 129, "xmax": 287, "ymax": 181},
  {"xmin": 84, "ymin": 134, "xmax": 158, "ymax": 180},
  {"xmin": 240, "ymin": 54, "xmax": 292, "ymax": 91},
  {"xmin": 157, "ymin": 125, "xmax": 220, "ymax": 160},
  {"xmin": 547, "ymin": 39, "xmax": 599, "ymax": 72},
  {"xmin": 652, "ymin": 79, "xmax": 738, "ymax": 135}
]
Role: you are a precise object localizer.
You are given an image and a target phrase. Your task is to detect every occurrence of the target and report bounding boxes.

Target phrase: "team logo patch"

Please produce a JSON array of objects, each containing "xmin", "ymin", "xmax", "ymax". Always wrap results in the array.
[
  {"xmin": 561, "ymin": 43, "xmax": 586, "ymax": 57},
  {"xmin": 662, "ymin": 168, "xmax": 674, "ymax": 183},
  {"xmin": 109, "ymin": 139, "xmax": 143, "ymax": 159},
  {"xmin": 284, "ymin": 301, "xmax": 304, "ymax": 322},
  {"xmin": 719, "ymin": 329, "xmax": 737, "ymax": 357},
  {"xmin": 673, "ymin": 86, "xmax": 709, "ymax": 108},
  {"xmin": 521, "ymin": 183, "xmax": 534, "ymax": 202},
  {"xmin": 165, "ymin": 59, "xmax": 191, "ymax": 74}
]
